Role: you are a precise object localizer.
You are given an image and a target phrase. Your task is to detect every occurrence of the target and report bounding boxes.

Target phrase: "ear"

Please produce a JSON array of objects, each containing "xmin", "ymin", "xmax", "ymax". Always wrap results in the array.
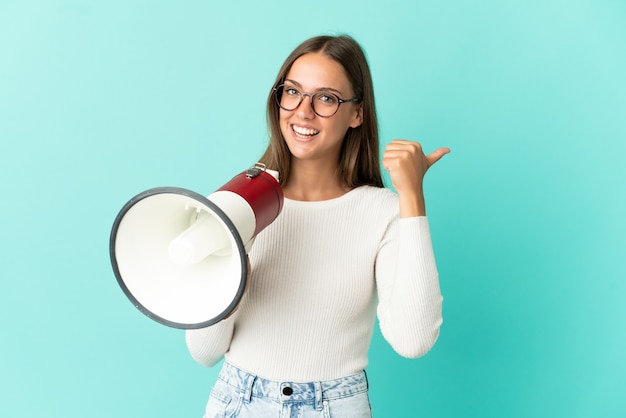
[{"xmin": 349, "ymin": 104, "xmax": 363, "ymax": 128}]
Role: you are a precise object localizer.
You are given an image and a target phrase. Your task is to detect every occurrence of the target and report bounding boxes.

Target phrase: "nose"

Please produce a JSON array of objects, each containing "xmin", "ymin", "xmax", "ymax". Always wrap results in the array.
[{"xmin": 295, "ymin": 93, "xmax": 316, "ymax": 119}]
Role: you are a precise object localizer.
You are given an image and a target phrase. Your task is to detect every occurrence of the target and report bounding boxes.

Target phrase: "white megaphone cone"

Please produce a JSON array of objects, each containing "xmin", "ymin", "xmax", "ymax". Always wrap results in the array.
[{"xmin": 109, "ymin": 163, "xmax": 283, "ymax": 329}]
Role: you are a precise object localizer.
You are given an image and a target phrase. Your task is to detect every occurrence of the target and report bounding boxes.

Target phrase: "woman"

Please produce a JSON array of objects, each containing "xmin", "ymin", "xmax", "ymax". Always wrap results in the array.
[{"xmin": 186, "ymin": 34, "xmax": 449, "ymax": 418}]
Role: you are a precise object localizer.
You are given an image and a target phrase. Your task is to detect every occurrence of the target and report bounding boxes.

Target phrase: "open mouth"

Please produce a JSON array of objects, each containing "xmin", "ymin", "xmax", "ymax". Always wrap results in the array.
[{"xmin": 291, "ymin": 124, "xmax": 320, "ymax": 139}]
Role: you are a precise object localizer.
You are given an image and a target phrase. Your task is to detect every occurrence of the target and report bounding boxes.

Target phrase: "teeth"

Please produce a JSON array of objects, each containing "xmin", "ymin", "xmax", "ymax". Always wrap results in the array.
[{"xmin": 292, "ymin": 125, "xmax": 319, "ymax": 136}]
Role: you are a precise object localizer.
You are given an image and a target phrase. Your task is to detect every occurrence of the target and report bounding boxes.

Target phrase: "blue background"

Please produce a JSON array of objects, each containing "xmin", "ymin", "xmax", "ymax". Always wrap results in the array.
[{"xmin": 1, "ymin": 0, "xmax": 625, "ymax": 417}]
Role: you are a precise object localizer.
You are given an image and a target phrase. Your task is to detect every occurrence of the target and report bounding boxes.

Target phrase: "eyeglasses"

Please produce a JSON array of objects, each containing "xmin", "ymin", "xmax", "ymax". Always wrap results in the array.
[{"xmin": 274, "ymin": 84, "xmax": 361, "ymax": 118}]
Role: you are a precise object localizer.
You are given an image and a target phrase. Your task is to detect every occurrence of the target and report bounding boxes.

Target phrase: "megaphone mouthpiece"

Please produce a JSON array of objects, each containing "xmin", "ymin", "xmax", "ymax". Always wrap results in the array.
[{"xmin": 168, "ymin": 211, "xmax": 230, "ymax": 266}]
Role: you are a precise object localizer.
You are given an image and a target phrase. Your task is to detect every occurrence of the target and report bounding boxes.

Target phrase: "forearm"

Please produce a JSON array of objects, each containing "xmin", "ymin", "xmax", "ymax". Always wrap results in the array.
[
  {"xmin": 377, "ymin": 217, "xmax": 443, "ymax": 357},
  {"xmin": 185, "ymin": 316, "xmax": 236, "ymax": 367}
]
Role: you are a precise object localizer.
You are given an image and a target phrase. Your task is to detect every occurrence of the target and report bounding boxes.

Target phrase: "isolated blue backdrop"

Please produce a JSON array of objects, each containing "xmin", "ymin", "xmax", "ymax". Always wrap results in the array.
[{"xmin": 1, "ymin": 0, "xmax": 625, "ymax": 417}]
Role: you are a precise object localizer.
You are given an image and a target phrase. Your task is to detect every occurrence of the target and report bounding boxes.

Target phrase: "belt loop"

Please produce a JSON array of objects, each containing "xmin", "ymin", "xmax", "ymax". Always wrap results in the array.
[
  {"xmin": 363, "ymin": 370, "xmax": 369, "ymax": 390},
  {"xmin": 314, "ymin": 381, "xmax": 323, "ymax": 411},
  {"xmin": 242, "ymin": 374, "xmax": 256, "ymax": 403}
]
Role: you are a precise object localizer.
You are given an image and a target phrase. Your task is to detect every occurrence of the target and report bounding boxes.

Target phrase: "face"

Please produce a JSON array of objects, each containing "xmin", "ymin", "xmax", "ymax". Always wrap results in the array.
[{"xmin": 279, "ymin": 52, "xmax": 363, "ymax": 164}]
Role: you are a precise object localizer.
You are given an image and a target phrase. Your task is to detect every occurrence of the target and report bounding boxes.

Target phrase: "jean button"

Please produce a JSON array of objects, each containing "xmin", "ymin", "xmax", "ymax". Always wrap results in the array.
[{"xmin": 282, "ymin": 386, "xmax": 293, "ymax": 396}]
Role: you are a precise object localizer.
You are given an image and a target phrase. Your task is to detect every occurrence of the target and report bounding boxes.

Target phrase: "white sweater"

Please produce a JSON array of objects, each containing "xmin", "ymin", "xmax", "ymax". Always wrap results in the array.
[{"xmin": 185, "ymin": 186, "xmax": 443, "ymax": 382}]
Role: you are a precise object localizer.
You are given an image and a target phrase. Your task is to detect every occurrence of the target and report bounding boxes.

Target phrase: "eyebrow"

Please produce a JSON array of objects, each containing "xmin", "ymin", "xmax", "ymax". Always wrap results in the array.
[{"xmin": 284, "ymin": 79, "xmax": 344, "ymax": 96}]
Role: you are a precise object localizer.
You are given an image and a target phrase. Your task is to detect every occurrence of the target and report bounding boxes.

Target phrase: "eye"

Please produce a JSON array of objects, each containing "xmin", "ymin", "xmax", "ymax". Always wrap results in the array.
[
  {"xmin": 316, "ymin": 92, "xmax": 337, "ymax": 105},
  {"xmin": 284, "ymin": 86, "xmax": 300, "ymax": 96}
]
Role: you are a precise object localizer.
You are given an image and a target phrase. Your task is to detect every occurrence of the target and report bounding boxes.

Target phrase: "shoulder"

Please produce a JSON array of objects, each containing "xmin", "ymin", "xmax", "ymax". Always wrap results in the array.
[
  {"xmin": 351, "ymin": 185, "xmax": 398, "ymax": 205},
  {"xmin": 348, "ymin": 186, "xmax": 399, "ymax": 217}
]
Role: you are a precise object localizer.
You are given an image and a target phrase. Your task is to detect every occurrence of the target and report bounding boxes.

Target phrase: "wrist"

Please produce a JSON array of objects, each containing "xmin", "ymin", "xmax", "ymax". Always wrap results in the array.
[{"xmin": 398, "ymin": 189, "xmax": 426, "ymax": 217}]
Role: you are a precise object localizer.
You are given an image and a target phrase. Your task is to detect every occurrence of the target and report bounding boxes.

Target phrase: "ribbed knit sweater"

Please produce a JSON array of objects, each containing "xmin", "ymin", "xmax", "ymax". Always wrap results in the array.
[{"xmin": 185, "ymin": 185, "xmax": 443, "ymax": 382}]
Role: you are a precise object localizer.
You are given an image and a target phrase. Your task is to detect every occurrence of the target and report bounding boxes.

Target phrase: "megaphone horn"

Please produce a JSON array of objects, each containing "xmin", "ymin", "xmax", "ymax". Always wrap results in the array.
[{"xmin": 109, "ymin": 163, "xmax": 283, "ymax": 329}]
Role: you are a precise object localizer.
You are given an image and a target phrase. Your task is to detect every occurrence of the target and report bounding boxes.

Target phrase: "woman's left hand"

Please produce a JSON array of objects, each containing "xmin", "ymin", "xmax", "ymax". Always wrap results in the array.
[{"xmin": 382, "ymin": 139, "xmax": 450, "ymax": 216}]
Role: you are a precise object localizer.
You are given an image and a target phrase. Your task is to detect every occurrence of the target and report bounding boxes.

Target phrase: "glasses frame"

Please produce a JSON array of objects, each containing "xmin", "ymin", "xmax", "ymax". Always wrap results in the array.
[{"xmin": 273, "ymin": 83, "xmax": 361, "ymax": 118}]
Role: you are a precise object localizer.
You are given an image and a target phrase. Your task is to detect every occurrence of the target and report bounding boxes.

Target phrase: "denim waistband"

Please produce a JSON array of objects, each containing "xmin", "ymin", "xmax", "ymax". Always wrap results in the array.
[{"xmin": 217, "ymin": 362, "xmax": 369, "ymax": 406}]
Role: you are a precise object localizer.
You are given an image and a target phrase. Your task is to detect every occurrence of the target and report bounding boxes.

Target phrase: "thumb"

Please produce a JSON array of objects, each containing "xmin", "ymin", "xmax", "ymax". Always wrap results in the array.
[{"xmin": 426, "ymin": 147, "xmax": 451, "ymax": 168}]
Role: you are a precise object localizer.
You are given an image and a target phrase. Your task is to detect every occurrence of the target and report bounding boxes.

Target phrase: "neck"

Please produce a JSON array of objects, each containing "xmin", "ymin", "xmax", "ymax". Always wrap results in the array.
[{"xmin": 283, "ymin": 159, "xmax": 350, "ymax": 201}]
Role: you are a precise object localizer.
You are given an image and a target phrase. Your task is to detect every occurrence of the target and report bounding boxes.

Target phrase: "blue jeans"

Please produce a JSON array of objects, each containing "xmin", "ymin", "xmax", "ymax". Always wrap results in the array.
[{"xmin": 203, "ymin": 362, "xmax": 372, "ymax": 418}]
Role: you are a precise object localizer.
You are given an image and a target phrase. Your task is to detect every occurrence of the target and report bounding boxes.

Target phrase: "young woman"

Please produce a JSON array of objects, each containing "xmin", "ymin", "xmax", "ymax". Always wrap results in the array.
[{"xmin": 186, "ymin": 34, "xmax": 450, "ymax": 418}]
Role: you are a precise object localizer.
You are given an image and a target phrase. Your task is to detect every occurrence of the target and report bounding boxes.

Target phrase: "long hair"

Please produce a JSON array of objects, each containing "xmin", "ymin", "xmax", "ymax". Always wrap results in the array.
[{"xmin": 259, "ymin": 35, "xmax": 383, "ymax": 188}]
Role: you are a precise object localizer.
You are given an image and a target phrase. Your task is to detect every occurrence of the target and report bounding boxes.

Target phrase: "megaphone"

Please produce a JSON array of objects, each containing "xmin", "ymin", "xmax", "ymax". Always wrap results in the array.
[{"xmin": 109, "ymin": 163, "xmax": 283, "ymax": 329}]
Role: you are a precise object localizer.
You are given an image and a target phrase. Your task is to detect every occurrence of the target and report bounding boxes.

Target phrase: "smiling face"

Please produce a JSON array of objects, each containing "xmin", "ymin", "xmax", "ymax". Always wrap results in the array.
[{"xmin": 279, "ymin": 52, "xmax": 363, "ymax": 165}]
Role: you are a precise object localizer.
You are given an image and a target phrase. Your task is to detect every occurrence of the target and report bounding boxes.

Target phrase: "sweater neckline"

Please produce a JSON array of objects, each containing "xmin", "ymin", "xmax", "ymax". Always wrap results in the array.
[{"xmin": 284, "ymin": 186, "xmax": 368, "ymax": 207}]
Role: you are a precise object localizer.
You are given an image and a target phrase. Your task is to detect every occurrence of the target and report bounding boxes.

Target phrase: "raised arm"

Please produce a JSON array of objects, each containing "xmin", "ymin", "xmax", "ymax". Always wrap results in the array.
[{"xmin": 377, "ymin": 139, "xmax": 448, "ymax": 357}]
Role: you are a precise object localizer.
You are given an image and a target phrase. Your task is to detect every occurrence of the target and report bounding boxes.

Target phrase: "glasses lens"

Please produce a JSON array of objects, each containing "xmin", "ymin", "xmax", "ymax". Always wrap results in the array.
[
  {"xmin": 276, "ymin": 85, "xmax": 301, "ymax": 111},
  {"xmin": 312, "ymin": 92, "xmax": 340, "ymax": 117}
]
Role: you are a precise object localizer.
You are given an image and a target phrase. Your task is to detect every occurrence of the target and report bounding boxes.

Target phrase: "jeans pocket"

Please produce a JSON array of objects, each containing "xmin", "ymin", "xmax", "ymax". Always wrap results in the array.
[
  {"xmin": 325, "ymin": 391, "xmax": 372, "ymax": 418},
  {"xmin": 204, "ymin": 380, "xmax": 242, "ymax": 418}
]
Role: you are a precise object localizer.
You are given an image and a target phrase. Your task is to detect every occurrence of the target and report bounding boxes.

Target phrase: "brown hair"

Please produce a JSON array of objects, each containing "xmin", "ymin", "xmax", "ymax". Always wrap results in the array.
[{"xmin": 259, "ymin": 35, "xmax": 383, "ymax": 188}]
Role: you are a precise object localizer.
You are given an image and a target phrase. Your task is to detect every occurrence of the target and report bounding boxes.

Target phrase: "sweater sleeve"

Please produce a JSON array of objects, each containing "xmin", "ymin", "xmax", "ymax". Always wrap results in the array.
[
  {"xmin": 185, "ymin": 314, "xmax": 237, "ymax": 367},
  {"xmin": 375, "ymin": 216, "xmax": 443, "ymax": 358}
]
